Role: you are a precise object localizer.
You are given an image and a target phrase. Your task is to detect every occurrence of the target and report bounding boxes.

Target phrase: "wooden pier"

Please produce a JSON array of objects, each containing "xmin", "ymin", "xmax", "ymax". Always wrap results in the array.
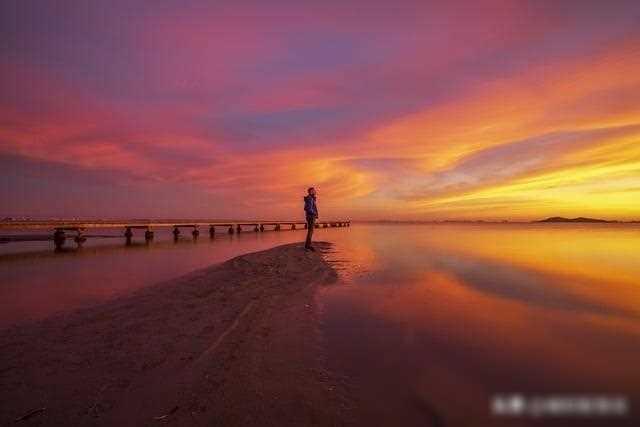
[{"xmin": 0, "ymin": 220, "xmax": 350, "ymax": 250}]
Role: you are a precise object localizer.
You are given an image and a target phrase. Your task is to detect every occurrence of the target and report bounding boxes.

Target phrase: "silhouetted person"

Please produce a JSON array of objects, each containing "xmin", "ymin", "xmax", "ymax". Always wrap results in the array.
[{"xmin": 304, "ymin": 187, "xmax": 318, "ymax": 251}]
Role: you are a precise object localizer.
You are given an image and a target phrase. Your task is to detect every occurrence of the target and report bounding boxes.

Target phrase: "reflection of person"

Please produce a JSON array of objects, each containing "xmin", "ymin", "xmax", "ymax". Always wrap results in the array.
[{"xmin": 303, "ymin": 187, "xmax": 319, "ymax": 251}]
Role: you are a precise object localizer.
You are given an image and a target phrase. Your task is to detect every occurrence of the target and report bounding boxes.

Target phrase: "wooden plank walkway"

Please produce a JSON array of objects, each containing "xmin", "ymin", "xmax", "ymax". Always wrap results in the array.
[{"xmin": 0, "ymin": 219, "xmax": 351, "ymax": 250}]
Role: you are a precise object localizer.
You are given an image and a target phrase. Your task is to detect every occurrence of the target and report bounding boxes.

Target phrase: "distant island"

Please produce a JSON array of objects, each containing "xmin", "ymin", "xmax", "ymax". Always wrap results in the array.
[{"xmin": 535, "ymin": 216, "xmax": 616, "ymax": 223}]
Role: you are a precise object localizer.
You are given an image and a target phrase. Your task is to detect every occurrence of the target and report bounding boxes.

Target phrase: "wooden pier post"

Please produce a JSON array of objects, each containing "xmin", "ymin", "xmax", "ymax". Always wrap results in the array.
[
  {"xmin": 125, "ymin": 227, "xmax": 134, "ymax": 245},
  {"xmin": 53, "ymin": 229, "xmax": 66, "ymax": 250},
  {"xmin": 74, "ymin": 230, "xmax": 87, "ymax": 247}
]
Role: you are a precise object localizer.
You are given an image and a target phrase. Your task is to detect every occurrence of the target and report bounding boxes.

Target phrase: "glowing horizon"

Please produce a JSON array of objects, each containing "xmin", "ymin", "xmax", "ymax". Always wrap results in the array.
[{"xmin": 2, "ymin": 1, "xmax": 640, "ymax": 221}]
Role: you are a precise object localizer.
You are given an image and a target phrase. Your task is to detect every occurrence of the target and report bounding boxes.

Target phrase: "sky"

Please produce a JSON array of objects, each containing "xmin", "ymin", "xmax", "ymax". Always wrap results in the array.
[{"xmin": 1, "ymin": 0, "xmax": 640, "ymax": 221}]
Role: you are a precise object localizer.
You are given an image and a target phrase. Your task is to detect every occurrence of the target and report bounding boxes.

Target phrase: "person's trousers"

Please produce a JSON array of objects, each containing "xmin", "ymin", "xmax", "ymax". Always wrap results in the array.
[{"xmin": 305, "ymin": 216, "xmax": 315, "ymax": 248}]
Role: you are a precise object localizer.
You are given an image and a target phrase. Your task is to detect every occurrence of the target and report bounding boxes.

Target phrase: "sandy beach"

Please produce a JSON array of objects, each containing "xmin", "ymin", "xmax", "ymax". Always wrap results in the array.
[{"xmin": 0, "ymin": 242, "xmax": 352, "ymax": 426}]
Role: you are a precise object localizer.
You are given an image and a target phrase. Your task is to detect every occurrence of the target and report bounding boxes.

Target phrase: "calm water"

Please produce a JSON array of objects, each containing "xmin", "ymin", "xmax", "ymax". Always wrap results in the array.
[
  {"xmin": 0, "ymin": 226, "xmax": 323, "ymax": 327},
  {"xmin": 2, "ymin": 223, "xmax": 639, "ymax": 425},
  {"xmin": 319, "ymin": 224, "xmax": 640, "ymax": 426}
]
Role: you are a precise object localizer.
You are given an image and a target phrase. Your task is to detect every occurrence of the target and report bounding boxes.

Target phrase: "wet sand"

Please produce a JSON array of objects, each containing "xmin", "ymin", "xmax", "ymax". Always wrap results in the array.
[{"xmin": 0, "ymin": 242, "xmax": 352, "ymax": 426}]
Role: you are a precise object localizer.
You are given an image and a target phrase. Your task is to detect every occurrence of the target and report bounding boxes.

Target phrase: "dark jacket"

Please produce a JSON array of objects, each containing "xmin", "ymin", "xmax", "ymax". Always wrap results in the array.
[{"xmin": 304, "ymin": 195, "xmax": 318, "ymax": 218}]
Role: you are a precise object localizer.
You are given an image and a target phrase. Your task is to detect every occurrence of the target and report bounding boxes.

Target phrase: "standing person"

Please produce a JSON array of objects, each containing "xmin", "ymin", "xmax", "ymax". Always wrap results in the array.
[{"xmin": 304, "ymin": 187, "xmax": 318, "ymax": 251}]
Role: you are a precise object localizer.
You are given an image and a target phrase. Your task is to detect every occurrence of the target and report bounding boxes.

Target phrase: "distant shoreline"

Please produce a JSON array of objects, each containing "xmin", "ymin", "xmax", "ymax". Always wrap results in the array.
[
  {"xmin": 1, "ymin": 217, "xmax": 638, "ymax": 228},
  {"xmin": 535, "ymin": 216, "xmax": 619, "ymax": 223},
  {"xmin": 354, "ymin": 217, "xmax": 639, "ymax": 224}
]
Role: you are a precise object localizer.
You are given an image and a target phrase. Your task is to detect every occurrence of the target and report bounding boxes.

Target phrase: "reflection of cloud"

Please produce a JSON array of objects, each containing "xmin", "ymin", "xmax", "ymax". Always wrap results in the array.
[
  {"xmin": 436, "ymin": 252, "xmax": 638, "ymax": 320},
  {"xmin": 410, "ymin": 224, "xmax": 640, "ymax": 316},
  {"xmin": 342, "ymin": 269, "xmax": 640, "ymax": 390}
]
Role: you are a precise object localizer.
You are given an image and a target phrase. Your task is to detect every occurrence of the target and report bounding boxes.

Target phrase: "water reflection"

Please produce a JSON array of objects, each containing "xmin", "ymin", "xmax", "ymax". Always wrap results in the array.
[
  {"xmin": 0, "ymin": 227, "xmax": 340, "ymax": 328},
  {"xmin": 319, "ymin": 224, "xmax": 640, "ymax": 426},
  {"xmin": 2, "ymin": 223, "xmax": 639, "ymax": 425}
]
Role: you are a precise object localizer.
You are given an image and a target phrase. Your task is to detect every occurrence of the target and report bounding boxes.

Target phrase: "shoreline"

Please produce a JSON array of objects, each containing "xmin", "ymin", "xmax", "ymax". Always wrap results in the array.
[{"xmin": 0, "ymin": 242, "xmax": 353, "ymax": 426}]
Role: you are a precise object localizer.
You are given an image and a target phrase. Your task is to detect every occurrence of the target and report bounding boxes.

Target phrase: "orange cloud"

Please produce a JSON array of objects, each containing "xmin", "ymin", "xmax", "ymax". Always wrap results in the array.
[
  {"xmin": 2, "ymin": 3, "xmax": 640, "ymax": 219},
  {"xmin": 350, "ymin": 37, "xmax": 640, "ymax": 219}
]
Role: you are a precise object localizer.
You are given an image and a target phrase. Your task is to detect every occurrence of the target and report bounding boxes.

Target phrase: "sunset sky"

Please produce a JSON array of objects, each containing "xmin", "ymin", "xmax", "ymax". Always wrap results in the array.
[{"xmin": 2, "ymin": 0, "xmax": 640, "ymax": 220}]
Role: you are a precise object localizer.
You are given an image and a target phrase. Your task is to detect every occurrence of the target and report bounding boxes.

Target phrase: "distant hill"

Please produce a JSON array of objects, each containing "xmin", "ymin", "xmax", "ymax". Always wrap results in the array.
[{"xmin": 536, "ymin": 216, "xmax": 614, "ymax": 223}]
